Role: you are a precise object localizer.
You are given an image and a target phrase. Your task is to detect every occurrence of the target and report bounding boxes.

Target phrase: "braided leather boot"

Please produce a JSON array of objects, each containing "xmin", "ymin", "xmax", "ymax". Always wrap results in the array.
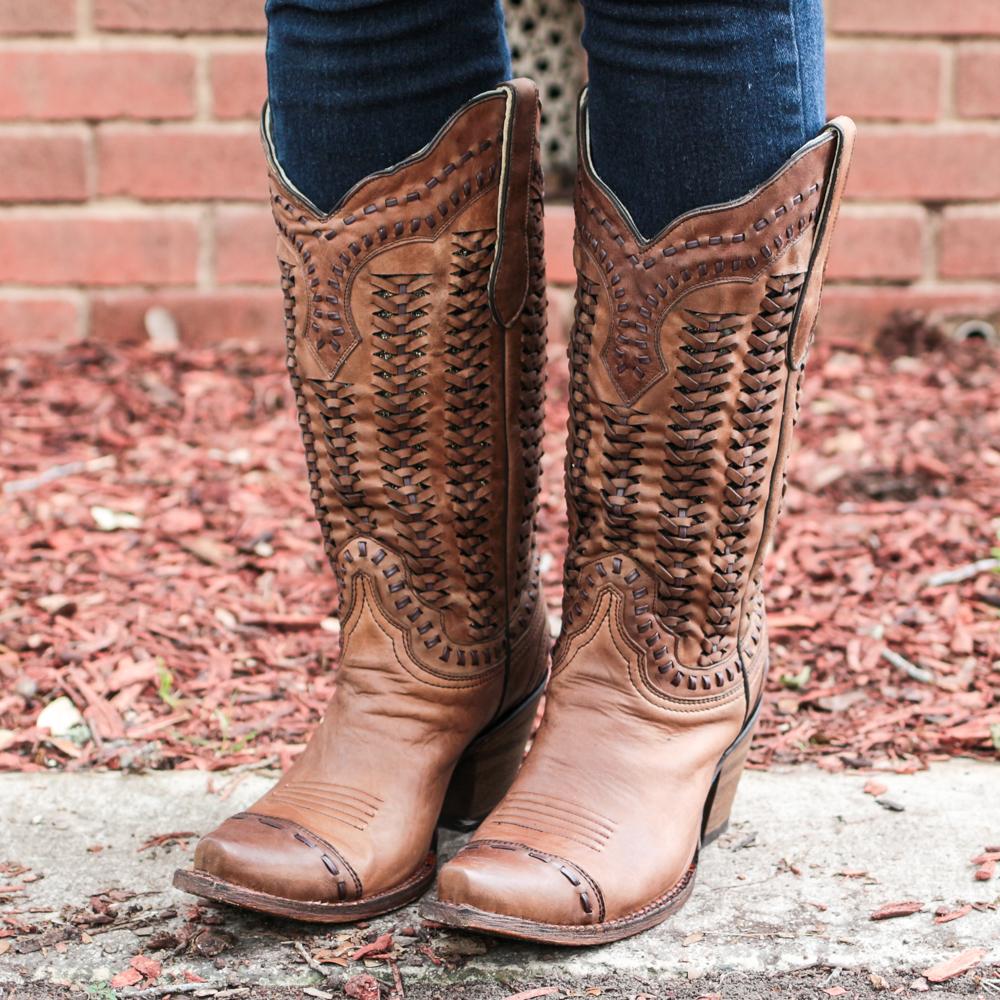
[
  {"xmin": 174, "ymin": 80, "xmax": 550, "ymax": 921},
  {"xmin": 423, "ymin": 93, "xmax": 855, "ymax": 944}
]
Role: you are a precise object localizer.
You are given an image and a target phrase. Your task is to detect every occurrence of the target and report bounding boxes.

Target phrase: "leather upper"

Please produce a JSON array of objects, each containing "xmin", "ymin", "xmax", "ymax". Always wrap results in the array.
[
  {"xmin": 437, "ymin": 96, "xmax": 856, "ymax": 927},
  {"xmin": 192, "ymin": 80, "xmax": 550, "ymax": 904}
]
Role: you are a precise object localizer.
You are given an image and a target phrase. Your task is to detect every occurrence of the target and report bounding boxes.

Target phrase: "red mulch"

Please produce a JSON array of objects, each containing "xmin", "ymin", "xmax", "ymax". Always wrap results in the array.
[{"xmin": 1, "ymin": 326, "xmax": 998, "ymax": 774}]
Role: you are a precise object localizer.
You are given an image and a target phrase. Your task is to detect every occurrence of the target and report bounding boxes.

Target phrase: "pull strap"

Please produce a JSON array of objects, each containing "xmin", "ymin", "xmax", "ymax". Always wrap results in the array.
[{"xmin": 488, "ymin": 78, "xmax": 541, "ymax": 329}]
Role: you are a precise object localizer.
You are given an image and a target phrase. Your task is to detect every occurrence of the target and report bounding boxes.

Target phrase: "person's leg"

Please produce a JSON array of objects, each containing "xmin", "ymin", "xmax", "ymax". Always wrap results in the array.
[
  {"xmin": 581, "ymin": 0, "xmax": 825, "ymax": 237},
  {"xmin": 265, "ymin": 0, "xmax": 512, "ymax": 213}
]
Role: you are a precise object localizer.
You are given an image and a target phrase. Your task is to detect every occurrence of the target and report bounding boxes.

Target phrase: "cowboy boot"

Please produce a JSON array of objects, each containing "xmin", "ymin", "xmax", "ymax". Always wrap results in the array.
[
  {"xmin": 423, "ymin": 92, "xmax": 855, "ymax": 944},
  {"xmin": 173, "ymin": 79, "xmax": 550, "ymax": 921}
]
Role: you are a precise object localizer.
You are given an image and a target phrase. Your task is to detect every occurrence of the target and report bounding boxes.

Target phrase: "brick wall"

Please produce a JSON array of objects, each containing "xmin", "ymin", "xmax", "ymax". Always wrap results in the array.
[
  {"xmin": 821, "ymin": 0, "xmax": 1000, "ymax": 343},
  {"xmin": 1, "ymin": 0, "xmax": 998, "ymax": 348}
]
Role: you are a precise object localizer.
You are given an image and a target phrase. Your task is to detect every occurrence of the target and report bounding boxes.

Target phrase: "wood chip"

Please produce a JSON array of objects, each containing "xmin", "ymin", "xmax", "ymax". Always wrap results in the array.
[
  {"xmin": 3, "ymin": 335, "xmax": 999, "ymax": 776},
  {"xmin": 870, "ymin": 900, "xmax": 924, "ymax": 920},
  {"xmin": 922, "ymin": 947, "xmax": 988, "ymax": 983},
  {"xmin": 974, "ymin": 859, "xmax": 996, "ymax": 881},
  {"xmin": 934, "ymin": 904, "xmax": 972, "ymax": 924},
  {"xmin": 350, "ymin": 932, "xmax": 394, "ymax": 961}
]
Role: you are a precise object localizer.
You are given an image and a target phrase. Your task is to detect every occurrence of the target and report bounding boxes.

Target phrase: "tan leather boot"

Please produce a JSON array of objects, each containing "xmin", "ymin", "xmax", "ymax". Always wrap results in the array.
[
  {"xmin": 423, "ymin": 92, "xmax": 855, "ymax": 944},
  {"xmin": 174, "ymin": 79, "xmax": 550, "ymax": 922}
]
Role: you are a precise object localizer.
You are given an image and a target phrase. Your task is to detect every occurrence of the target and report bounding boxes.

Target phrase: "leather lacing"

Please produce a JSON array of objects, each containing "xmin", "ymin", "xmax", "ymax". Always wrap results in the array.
[
  {"xmin": 445, "ymin": 229, "xmax": 499, "ymax": 638},
  {"xmin": 310, "ymin": 379, "xmax": 374, "ymax": 536},
  {"xmin": 273, "ymin": 115, "xmax": 546, "ymax": 670},
  {"xmin": 281, "ymin": 261, "xmax": 339, "ymax": 568},
  {"xmin": 700, "ymin": 273, "xmax": 804, "ymax": 666},
  {"xmin": 563, "ymin": 272, "xmax": 599, "ymax": 602},
  {"xmin": 560, "ymin": 193, "xmax": 820, "ymax": 685},
  {"xmin": 371, "ymin": 273, "xmax": 448, "ymax": 607},
  {"xmin": 513, "ymin": 161, "xmax": 549, "ymax": 605},
  {"xmin": 656, "ymin": 310, "xmax": 743, "ymax": 648},
  {"xmin": 599, "ymin": 401, "xmax": 646, "ymax": 554}
]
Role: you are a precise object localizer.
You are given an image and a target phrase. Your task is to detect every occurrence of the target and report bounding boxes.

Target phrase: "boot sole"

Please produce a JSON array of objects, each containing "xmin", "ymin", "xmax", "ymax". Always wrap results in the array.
[
  {"xmin": 172, "ymin": 677, "xmax": 546, "ymax": 922},
  {"xmin": 420, "ymin": 698, "xmax": 761, "ymax": 946},
  {"xmin": 173, "ymin": 850, "xmax": 435, "ymax": 923},
  {"xmin": 420, "ymin": 859, "xmax": 698, "ymax": 946}
]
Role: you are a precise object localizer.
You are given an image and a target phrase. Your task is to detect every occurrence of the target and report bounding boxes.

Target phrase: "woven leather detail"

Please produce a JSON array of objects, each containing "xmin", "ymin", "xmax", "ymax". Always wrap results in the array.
[
  {"xmin": 582, "ymin": 178, "xmax": 822, "ymax": 406},
  {"xmin": 600, "ymin": 401, "xmax": 646, "ymax": 554},
  {"xmin": 445, "ymin": 230, "xmax": 499, "ymax": 638},
  {"xmin": 281, "ymin": 260, "xmax": 338, "ymax": 565},
  {"xmin": 341, "ymin": 537, "xmax": 506, "ymax": 671},
  {"xmin": 656, "ymin": 311, "xmax": 745, "ymax": 648},
  {"xmin": 513, "ymin": 159, "xmax": 548, "ymax": 600},
  {"xmin": 311, "ymin": 379, "xmax": 374, "ymax": 537},
  {"xmin": 700, "ymin": 274, "xmax": 804, "ymax": 663},
  {"xmin": 270, "ymin": 87, "xmax": 548, "ymax": 678},
  {"xmin": 556, "ymin": 126, "xmax": 846, "ymax": 699},
  {"xmin": 563, "ymin": 272, "xmax": 599, "ymax": 594},
  {"xmin": 290, "ymin": 242, "xmax": 359, "ymax": 379},
  {"xmin": 371, "ymin": 273, "xmax": 448, "ymax": 607}
]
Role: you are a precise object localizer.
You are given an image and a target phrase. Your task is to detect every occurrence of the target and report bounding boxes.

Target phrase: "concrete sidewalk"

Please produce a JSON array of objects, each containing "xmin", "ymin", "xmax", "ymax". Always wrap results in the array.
[{"xmin": 1, "ymin": 763, "xmax": 997, "ymax": 998}]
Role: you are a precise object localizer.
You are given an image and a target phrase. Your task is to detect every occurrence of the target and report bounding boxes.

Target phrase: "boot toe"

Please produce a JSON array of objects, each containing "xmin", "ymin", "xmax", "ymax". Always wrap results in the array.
[
  {"xmin": 437, "ymin": 841, "xmax": 601, "ymax": 927},
  {"xmin": 192, "ymin": 813, "xmax": 359, "ymax": 903}
]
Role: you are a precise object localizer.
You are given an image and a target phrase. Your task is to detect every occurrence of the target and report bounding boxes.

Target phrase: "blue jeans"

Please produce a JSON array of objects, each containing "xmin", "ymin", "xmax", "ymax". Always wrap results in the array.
[{"xmin": 265, "ymin": 0, "xmax": 824, "ymax": 237}]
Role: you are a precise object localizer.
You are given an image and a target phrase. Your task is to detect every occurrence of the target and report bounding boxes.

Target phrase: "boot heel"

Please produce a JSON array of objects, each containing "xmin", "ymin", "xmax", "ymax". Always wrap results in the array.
[
  {"xmin": 701, "ymin": 702, "xmax": 760, "ymax": 846},
  {"xmin": 439, "ymin": 681, "xmax": 545, "ymax": 831}
]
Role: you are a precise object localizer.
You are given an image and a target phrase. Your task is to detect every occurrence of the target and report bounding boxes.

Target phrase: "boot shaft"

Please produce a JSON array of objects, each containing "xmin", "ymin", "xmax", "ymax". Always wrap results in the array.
[
  {"xmin": 561, "ymin": 91, "xmax": 855, "ymax": 704},
  {"xmin": 264, "ymin": 81, "xmax": 549, "ymax": 685},
  {"xmin": 427, "ymin": 105, "xmax": 857, "ymax": 944}
]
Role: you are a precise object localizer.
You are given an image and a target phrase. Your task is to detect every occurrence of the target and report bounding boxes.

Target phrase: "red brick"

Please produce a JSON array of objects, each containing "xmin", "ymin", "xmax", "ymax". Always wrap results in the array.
[
  {"xmin": 210, "ymin": 51, "xmax": 266, "ymax": 120},
  {"xmin": 0, "ymin": 214, "xmax": 198, "ymax": 286},
  {"xmin": 94, "ymin": 0, "xmax": 265, "ymax": 33},
  {"xmin": 0, "ymin": 132, "xmax": 89, "ymax": 202},
  {"xmin": 938, "ymin": 208, "xmax": 1000, "ymax": 279},
  {"xmin": 0, "ymin": 0, "xmax": 76, "ymax": 35},
  {"xmin": 820, "ymin": 286, "xmax": 1000, "ymax": 348},
  {"xmin": 828, "ymin": 0, "xmax": 1000, "ymax": 36},
  {"xmin": 97, "ymin": 127, "xmax": 265, "ymax": 200},
  {"xmin": 0, "ymin": 296, "xmax": 81, "ymax": 347},
  {"xmin": 826, "ymin": 44, "xmax": 942, "ymax": 122},
  {"xmin": 955, "ymin": 45, "xmax": 1000, "ymax": 118},
  {"xmin": 214, "ymin": 205, "xmax": 275, "ymax": 284},
  {"xmin": 544, "ymin": 203, "xmax": 575, "ymax": 286},
  {"xmin": 826, "ymin": 208, "xmax": 926, "ymax": 282},
  {"xmin": 847, "ymin": 127, "xmax": 1000, "ymax": 201},
  {"xmin": 90, "ymin": 290, "xmax": 282, "ymax": 345},
  {"xmin": 0, "ymin": 51, "xmax": 195, "ymax": 121}
]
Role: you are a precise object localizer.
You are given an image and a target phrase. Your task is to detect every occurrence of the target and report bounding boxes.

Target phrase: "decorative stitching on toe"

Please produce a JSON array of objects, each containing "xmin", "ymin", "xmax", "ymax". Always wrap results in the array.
[
  {"xmin": 234, "ymin": 812, "xmax": 363, "ymax": 900},
  {"xmin": 459, "ymin": 839, "xmax": 606, "ymax": 922}
]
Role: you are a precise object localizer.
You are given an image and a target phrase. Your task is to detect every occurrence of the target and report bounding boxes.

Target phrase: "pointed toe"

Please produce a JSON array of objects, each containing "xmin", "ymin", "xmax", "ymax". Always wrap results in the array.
[
  {"xmin": 190, "ymin": 813, "xmax": 359, "ymax": 904},
  {"xmin": 437, "ymin": 841, "xmax": 600, "ymax": 927}
]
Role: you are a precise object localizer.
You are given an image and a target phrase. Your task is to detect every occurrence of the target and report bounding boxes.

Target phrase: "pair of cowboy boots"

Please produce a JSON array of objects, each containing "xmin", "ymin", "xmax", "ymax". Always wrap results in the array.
[{"xmin": 174, "ymin": 79, "xmax": 854, "ymax": 945}]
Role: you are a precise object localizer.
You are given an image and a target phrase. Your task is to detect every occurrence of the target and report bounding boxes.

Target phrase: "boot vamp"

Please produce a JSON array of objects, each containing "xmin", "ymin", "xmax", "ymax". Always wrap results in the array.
[
  {"xmin": 440, "ymin": 588, "xmax": 749, "ymax": 926},
  {"xmin": 194, "ymin": 572, "xmax": 503, "ymax": 902}
]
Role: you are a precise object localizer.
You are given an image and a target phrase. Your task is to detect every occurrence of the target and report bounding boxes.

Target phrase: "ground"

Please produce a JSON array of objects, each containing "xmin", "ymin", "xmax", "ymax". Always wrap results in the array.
[
  {"xmin": 1, "ymin": 764, "xmax": 998, "ymax": 998},
  {"xmin": 1, "ymin": 314, "xmax": 999, "ymax": 997}
]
